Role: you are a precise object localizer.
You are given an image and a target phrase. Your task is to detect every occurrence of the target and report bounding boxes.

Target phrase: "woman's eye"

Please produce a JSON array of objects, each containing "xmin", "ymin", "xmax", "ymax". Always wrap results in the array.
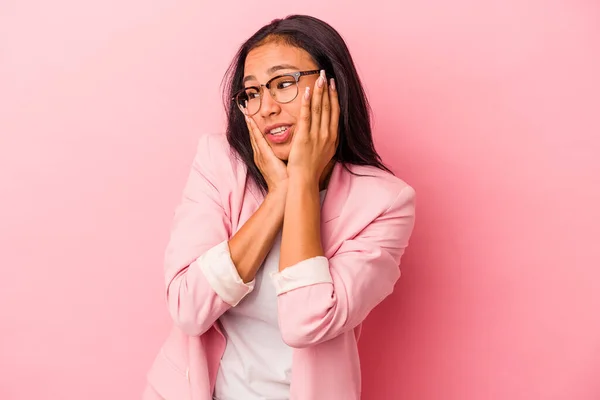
[
  {"xmin": 244, "ymin": 89, "xmax": 259, "ymax": 99},
  {"xmin": 277, "ymin": 81, "xmax": 294, "ymax": 89}
]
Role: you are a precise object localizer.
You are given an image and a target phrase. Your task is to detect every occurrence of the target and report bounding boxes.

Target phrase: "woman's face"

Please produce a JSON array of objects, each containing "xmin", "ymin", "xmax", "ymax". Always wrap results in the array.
[{"xmin": 242, "ymin": 42, "xmax": 320, "ymax": 161}]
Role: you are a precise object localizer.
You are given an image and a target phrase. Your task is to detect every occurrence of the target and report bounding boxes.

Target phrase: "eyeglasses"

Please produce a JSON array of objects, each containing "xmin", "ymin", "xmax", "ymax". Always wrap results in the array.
[{"xmin": 232, "ymin": 70, "xmax": 321, "ymax": 116}]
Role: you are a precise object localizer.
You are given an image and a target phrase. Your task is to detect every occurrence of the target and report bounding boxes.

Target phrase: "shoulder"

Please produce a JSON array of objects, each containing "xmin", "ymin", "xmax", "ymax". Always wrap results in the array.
[
  {"xmin": 192, "ymin": 133, "xmax": 247, "ymax": 183},
  {"xmin": 193, "ymin": 132, "xmax": 236, "ymax": 165},
  {"xmin": 195, "ymin": 133, "xmax": 243, "ymax": 174},
  {"xmin": 335, "ymin": 164, "xmax": 415, "ymax": 232},
  {"xmin": 329, "ymin": 163, "xmax": 415, "ymax": 247},
  {"xmin": 347, "ymin": 164, "xmax": 415, "ymax": 210}
]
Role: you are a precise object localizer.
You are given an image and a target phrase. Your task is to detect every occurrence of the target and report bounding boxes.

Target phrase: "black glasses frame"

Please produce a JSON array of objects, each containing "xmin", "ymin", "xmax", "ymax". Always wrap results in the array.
[{"xmin": 232, "ymin": 70, "xmax": 321, "ymax": 115}]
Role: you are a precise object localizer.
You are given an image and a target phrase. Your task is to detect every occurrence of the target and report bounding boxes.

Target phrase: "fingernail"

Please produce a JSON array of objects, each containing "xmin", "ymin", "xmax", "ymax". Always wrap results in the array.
[
  {"xmin": 304, "ymin": 86, "xmax": 310, "ymax": 99},
  {"xmin": 318, "ymin": 70, "xmax": 326, "ymax": 87},
  {"xmin": 330, "ymin": 78, "xmax": 335, "ymax": 91}
]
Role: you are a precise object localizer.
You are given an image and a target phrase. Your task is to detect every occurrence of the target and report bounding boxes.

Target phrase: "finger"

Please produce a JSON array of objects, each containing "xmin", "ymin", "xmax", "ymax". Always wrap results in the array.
[
  {"xmin": 320, "ymin": 74, "xmax": 331, "ymax": 139},
  {"xmin": 328, "ymin": 78, "xmax": 340, "ymax": 144},
  {"xmin": 247, "ymin": 118, "xmax": 257, "ymax": 148},
  {"xmin": 250, "ymin": 133, "xmax": 259, "ymax": 161},
  {"xmin": 244, "ymin": 112, "xmax": 261, "ymax": 143},
  {"xmin": 310, "ymin": 69, "xmax": 327, "ymax": 134},
  {"xmin": 246, "ymin": 115, "xmax": 274, "ymax": 156},
  {"xmin": 297, "ymin": 85, "xmax": 312, "ymax": 142},
  {"xmin": 246, "ymin": 116, "xmax": 261, "ymax": 160},
  {"xmin": 244, "ymin": 112, "xmax": 260, "ymax": 149}
]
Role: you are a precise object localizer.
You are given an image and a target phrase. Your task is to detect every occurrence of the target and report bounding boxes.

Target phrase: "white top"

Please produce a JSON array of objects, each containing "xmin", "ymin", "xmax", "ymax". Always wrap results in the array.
[{"xmin": 211, "ymin": 190, "xmax": 327, "ymax": 400}]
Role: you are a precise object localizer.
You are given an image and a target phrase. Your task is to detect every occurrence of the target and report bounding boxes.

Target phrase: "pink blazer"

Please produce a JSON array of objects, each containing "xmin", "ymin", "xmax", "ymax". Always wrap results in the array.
[{"xmin": 143, "ymin": 133, "xmax": 416, "ymax": 400}]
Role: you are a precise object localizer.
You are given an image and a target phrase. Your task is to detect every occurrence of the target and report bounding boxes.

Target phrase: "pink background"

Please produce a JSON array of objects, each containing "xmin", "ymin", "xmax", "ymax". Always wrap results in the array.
[{"xmin": 1, "ymin": 1, "xmax": 599, "ymax": 399}]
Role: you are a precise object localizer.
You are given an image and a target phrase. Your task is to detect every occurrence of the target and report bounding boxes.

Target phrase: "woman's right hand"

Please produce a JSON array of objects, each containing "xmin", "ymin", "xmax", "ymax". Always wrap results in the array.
[{"xmin": 245, "ymin": 114, "xmax": 289, "ymax": 194}]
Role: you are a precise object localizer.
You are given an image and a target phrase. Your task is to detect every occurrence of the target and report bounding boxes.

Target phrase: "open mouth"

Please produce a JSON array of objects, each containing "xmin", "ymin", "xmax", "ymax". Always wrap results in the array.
[
  {"xmin": 265, "ymin": 125, "xmax": 293, "ymax": 144},
  {"xmin": 267, "ymin": 125, "xmax": 291, "ymax": 136}
]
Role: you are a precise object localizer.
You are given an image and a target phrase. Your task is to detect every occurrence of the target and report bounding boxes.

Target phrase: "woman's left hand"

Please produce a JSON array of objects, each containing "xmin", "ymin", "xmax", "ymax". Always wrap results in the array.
[{"xmin": 287, "ymin": 70, "xmax": 339, "ymax": 185}]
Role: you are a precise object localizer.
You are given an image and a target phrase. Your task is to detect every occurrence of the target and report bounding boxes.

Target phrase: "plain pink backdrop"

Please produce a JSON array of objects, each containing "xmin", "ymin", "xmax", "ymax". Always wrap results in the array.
[{"xmin": 1, "ymin": 1, "xmax": 599, "ymax": 399}]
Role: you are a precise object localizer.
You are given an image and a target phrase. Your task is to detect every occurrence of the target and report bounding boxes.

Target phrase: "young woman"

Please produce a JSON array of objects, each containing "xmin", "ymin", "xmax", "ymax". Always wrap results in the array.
[{"xmin": 143, "ymin": 14, "xmax": 416, "ymax": 400}]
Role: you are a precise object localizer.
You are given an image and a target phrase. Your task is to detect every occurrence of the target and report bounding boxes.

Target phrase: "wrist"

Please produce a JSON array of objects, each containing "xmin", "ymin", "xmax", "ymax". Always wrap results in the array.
[
  {"xmin": 288, "ymin": 170, "xmax": 319, "ymax": 189},
  {"xmin": 267, "ymin": 180, "xmax": 288, "ymax": 199},
  {"xmin": 264, "ymin": 187, "xmax": 287, "ymax": 215}
]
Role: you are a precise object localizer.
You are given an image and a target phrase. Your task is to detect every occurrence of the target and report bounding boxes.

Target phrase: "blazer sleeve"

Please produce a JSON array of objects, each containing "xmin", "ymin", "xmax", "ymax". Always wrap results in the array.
[
  {"xmin": 270, "ymin": 184, "xmax": 416, "ymax": 348},
  {"xmin": 164, "ymin": 134, "xmax": 254, "ymax": 336}
]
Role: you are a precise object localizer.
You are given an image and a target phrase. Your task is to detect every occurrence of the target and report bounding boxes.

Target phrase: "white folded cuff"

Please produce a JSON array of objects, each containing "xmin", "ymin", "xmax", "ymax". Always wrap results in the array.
[
  {"xmin": 196, "ymin": 240, "xmax": 255, "ymax": 306},
  {"xmin": 270, "ymin": 256, "xmax": 332, "ymax": 295}
]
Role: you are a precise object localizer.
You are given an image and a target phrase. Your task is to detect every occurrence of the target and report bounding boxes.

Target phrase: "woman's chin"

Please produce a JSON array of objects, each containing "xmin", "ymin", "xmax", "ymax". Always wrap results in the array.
[{"xmin": 273, "ymin": 148, "xmax": 291, "ymax": 162}]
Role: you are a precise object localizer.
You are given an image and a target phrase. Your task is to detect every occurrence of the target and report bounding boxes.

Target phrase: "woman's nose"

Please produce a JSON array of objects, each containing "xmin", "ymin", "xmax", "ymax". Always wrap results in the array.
[{"xmin": 258, "ymin": 89, "xmax": 281, "ymax": 117}]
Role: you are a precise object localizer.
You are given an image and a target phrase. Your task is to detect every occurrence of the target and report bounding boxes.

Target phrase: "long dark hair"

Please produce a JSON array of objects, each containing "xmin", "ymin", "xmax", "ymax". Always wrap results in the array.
[{"xmin": 221, "ymin": 14, "xmax": 392, "ymax": 194}]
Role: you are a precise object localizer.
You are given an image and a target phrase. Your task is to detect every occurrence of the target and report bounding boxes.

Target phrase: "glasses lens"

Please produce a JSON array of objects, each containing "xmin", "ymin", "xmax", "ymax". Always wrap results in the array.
[
  {"xmin": 270, "ymin": 76, "xmax": 298, "ymax": 103},
  {"xmin": 236, "ymin": 87, "xmax": 260, "ymax": 115}
]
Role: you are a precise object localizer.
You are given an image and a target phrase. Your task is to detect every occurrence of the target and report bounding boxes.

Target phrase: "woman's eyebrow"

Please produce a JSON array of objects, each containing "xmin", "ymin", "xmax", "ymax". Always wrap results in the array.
[
  {"xmin": 267, "ymin": 64, "xmax": 299, "ymax": 74},
  {"xmin": 242, "ymin": 64, "xmax": 300, "ymax": 84}
]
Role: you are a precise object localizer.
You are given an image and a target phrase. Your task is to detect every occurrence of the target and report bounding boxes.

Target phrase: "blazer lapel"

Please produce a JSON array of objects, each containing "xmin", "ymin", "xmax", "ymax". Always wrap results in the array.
[
  {"xmin": 320, "ymin": 162, "xmax": 351, "ymax": 257},
  {"xmin": 321, "ymin": 161, "xmax": 351, "ymax": 223}
]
